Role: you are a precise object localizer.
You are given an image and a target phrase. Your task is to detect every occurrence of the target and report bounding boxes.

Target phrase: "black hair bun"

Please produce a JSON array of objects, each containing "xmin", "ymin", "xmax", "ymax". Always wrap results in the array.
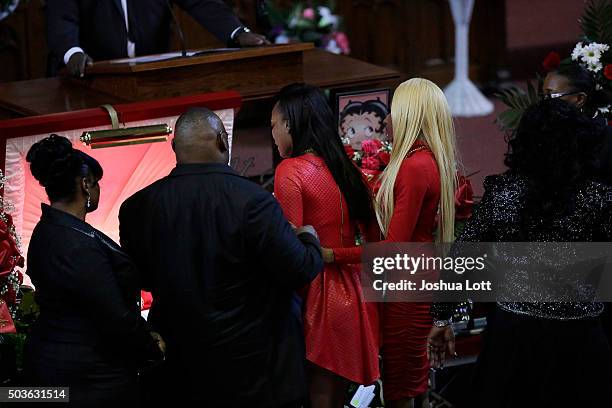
[{"xmin": 26, "ymin": 134, "xmax": 82, "ymax": 188}]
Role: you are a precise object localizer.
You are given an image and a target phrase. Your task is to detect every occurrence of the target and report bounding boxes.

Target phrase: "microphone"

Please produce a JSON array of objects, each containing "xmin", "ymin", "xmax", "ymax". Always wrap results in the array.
[
  {"xmin": 166, "ymin": 0, "xmax": 187, "ymax": 57},
  {"xmin": 255, "ymin": 0, "xmax": 272, "ymax": 33}
]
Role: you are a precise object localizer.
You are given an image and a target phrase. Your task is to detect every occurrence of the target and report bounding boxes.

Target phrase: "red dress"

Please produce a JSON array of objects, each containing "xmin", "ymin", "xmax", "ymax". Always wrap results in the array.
[
  {"xmin": 332, "ymin": 140, "xmax": 440, "ymax": 400},
  {"xmin": 274, "ymin": 153, "xmax": 380, "ymax": 384}
]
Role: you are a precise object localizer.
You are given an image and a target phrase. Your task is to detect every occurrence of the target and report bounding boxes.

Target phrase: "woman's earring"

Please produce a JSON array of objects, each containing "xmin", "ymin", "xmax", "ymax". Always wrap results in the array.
[{"xmin": 86, "ymin": 193, "xmax": 91, "ymax": 209}]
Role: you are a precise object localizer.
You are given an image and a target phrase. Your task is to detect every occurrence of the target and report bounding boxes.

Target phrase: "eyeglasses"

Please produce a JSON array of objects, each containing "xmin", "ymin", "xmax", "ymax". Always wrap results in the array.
[
  {"xmin": 540, "ymin": 91, "xmax": 585, "ymax": 100},
  {"xmin": 217, "ymin": 129, "xmax": 228, "ymax": 140}
]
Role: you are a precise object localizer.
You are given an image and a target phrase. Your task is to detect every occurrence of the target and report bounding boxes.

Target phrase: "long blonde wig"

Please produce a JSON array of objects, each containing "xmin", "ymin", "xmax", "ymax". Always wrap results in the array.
[{"xmin": 376, "ymin": 78, "xmax": 457, "ymax": 243}]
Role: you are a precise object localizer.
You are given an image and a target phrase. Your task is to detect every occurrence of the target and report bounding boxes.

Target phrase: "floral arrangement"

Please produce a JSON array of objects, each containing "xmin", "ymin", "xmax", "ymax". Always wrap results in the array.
[
  {"xmin": 343, "ymin": 138, "xmax": 391, "ymax": 175},
  {"xmin": 497, "ymin": 0, "xmax": 612, "ymax": 129},
  {"xmin": 0, "ymin": 169, "xmax": 39, "ymax": 382},
  {"xmin": 265, "ymin": 1, "xmax": 351, "ymax": 55},
  {"xmin": 0, "ymin": 170, "xmax": 24, "ymax": 326},
  {"xmin": 570, "ymin": 42, "xmax": 610, "ymax": 74}
]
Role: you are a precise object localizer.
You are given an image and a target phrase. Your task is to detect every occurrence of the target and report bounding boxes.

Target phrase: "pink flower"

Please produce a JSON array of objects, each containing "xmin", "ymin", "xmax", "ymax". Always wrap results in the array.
[
  {"xmin": 361, "ymin": 156, "xmax": 381, "ymax": 171},
  {"xmin": 303, "ymin": 8, "xmax": 315, "ymax": 20},
  {"xmin": 362, "ymin": 139, "xmax": 382, "ymax": 155},
  {"xmin": 333, "ymin": 32, "xmax": 351, "ymax": 54}
]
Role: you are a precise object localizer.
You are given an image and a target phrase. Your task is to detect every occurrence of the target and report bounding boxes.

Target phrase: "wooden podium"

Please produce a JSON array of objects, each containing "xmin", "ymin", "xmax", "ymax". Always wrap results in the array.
[
  {"xmin": 85, "ymin": 44, "xmax": 314, "ymax": 101},
  {"xmin": 0, "ymin": 44, "xmax": 400, "ymax": 176},
  {"xmin": 0, "ymin": 44, "xmax": 400, "ymax": 117}
]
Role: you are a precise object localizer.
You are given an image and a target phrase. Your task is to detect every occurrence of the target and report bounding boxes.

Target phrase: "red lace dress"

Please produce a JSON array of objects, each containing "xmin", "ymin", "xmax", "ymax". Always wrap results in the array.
[
  {"xmin": 332, "ymin": 140, "xmax": 440, "ymax": 400},
  {"xmin": 274, "ymin": 153, "xmax": 380, "ymax": 384}
]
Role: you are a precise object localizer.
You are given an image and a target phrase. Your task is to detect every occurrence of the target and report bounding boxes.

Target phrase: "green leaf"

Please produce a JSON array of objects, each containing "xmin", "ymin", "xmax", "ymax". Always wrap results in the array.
[
  {"xmin": 527, "ymin": 80, "xmax": 537, "ymax": 104},
  {"xmin": 496, "ymin": 109, "xmax": 523, "ymax": 131},
  {"xmin": 580, "ymin": 0, "xmax": 612, "ymax": 45}
]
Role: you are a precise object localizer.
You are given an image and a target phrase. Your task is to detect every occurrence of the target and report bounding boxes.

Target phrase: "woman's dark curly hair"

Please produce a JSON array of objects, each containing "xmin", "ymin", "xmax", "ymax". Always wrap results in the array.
[
  {"xmin": 505, "ymin": 99, "xmax": 605, "ymax": 219},
  {"xmin": 26, "ymin": 134, "xmax": 103, "ymax": 202}
]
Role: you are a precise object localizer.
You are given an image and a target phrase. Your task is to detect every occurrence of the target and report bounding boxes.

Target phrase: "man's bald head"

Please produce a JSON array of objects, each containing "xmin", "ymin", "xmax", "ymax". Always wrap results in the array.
[{"xmin": 173, "ymin": 107, "xmax": 229, "ymax": 164}]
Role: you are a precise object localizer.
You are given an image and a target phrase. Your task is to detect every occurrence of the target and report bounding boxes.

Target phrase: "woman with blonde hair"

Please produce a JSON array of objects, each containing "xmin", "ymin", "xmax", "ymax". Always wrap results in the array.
[{"xmin": 325, "ymin": 78, "xmax": 457, "ymax": 407}]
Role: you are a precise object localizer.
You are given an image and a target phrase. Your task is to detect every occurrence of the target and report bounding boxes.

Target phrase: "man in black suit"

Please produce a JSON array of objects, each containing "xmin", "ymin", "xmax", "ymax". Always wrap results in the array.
[
  {"xmin": 119, "ymin": 108, "xmax": 322, "ymax": 407},
  {"xmin": 46, "ymin": 0, "xmax": 269, "ymax": 76}
]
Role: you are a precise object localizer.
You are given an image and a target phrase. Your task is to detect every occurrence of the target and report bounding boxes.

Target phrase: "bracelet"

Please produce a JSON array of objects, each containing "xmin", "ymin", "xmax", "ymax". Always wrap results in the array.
[
  {"xmin": 433, "ymin": 319, "xmax": 451, "ymax": 327},
  {"xmin": 231, "ymin": 26, "xmax": 251, "ymax": 40}
]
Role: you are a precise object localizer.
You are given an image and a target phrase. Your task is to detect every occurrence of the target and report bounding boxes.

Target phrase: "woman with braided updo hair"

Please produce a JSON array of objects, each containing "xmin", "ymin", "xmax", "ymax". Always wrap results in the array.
[{"xmin": 24, "ymin": 134, "xmax": 165, "ymax": 407}]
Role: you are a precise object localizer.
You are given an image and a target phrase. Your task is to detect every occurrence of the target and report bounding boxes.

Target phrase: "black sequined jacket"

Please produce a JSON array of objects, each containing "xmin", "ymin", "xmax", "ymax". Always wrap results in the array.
[{"xmin": 432, "ymin": 171, "xmax": 612, "ymax": 321}]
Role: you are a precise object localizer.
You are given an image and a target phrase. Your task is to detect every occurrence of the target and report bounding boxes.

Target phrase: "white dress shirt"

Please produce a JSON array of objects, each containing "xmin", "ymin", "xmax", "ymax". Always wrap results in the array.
[
  {"xmin": 63, "ymin": 1, "xmax": 245, "ymax": 64},
  {"xmin": 64, "ymin": 0, "xmax": 135, "ymax": 64}
]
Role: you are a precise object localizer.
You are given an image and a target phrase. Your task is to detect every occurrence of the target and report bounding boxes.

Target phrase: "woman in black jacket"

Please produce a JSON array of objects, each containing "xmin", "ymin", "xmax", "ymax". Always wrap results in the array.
[
  {"xmin": 24, "ymin": 134, "xmax": 164, "ymax": 407},
  {"xmin": 429, "ymin": 100, "xmax": 612, "ymax": 407}
]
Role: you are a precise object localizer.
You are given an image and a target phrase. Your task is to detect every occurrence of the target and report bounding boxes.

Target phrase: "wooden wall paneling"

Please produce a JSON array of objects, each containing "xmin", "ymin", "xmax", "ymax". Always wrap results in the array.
[{"xmin": 0, "ymin": 0, "xmax": 47, "ymax": 82}]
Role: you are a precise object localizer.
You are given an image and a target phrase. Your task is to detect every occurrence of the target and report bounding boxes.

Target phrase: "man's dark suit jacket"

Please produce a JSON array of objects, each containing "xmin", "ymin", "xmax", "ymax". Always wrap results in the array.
[
  {"xmin": 119, "ymin": 163, "xmax": 323, "ymax": 407},
  {"xmin": 46, "ymin": 0, "xmax": 242, "ymax": 72}
]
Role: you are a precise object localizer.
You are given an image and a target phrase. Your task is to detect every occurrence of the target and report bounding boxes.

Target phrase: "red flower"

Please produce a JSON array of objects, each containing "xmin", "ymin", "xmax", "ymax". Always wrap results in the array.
[
  {"xmin": 0, "ymin": 219, "xmax": 9, "ymax": 241},
  {"xmin": 362, "ymin": 139, "xmax": 382, "ymax": 155},
  {"xmin": 542, "ymin": 51, "xmax": 561, "ymax": 72},
  {"xmin": 0, "ymin": 218, "xmax": 22, "ymax": 275},
  {"xmin": 604, "ymin": 64, "xmax": 612, "ymax": 80},
  {"xmin": 344, "ymin": 145, "xmax": 355, "ymax": 159},
  {"xmin": 455, "ymin": 174, "xmax": 474, "ymax": 221},
  {"xmin": 378, "ymin": 152, "xmax": 391, "ymax": 166},
  {"xmin": 362, "ymin": 156, "xmax": 381, "ymax": 171}
]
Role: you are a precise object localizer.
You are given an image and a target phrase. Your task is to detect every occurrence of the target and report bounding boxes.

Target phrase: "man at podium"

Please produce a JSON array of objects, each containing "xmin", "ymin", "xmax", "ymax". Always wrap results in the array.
[{"xmin": 46, "ymin": 0, "xmax": 269, "ymax": 77}]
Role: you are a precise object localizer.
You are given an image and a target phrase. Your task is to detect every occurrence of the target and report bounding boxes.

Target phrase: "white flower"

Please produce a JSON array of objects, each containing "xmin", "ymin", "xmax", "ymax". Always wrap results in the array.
[
  {"xmin": 587, "ymin": 61, "xmax": 603, "ymax": 72},
  {"xmin": 591, "ymin": 42, "xmax": 610, "ymax": 53},
  {"xmin": 274, "ymin": 34, "xmax": 290, "ymax": 44},
  {"xmin": 325, "ymin": 39, "xmax": 342, "ymax": 54},
  {"xmin": 317, "ymin": 6, "xmax": 332, "ymax": 16},
  {"xmin": 288, "ymin": 16, "xmax": 299, "ymax": 29},
  {"xmin": 598, "ymin": 105, "xmax": 611, "ymax": 114},
  {"xmin": 317, "ymin": 6, "xmax": 339, "ymax": 29},
  {"xmin": 582, "ymin": 43, "xmax": 602, "ymax": 66},
  {"xmin": 571, "ymin": 42, "xmax": 584, "ymax": 61}
]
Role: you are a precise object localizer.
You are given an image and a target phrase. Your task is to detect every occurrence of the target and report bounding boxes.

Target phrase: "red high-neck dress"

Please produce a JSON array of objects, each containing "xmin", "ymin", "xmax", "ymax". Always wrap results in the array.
[
  {"xmin": 274, "ymin": 153, "xmax": 380, "ymax": 385},
  {"xmin": 332, "ymin": 140, "xmax": 440, "ymax": 400}
]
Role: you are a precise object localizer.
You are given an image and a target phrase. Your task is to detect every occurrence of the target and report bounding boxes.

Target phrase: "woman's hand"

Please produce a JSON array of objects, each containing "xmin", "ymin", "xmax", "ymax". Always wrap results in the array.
[
  {"xmin": 150, "ymin": 331, "xmax": 166, "ymax": 357},
  {"xmin": 427, "ymin": 325, "xmax": 455, "ymax": 368},
  {"xmin": 321, "ymin": 247, "xmax": 335, "ymax": 263}
]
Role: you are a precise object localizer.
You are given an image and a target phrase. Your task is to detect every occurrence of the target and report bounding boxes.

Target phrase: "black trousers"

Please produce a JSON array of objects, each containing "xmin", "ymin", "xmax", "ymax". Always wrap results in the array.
[{"xmin": 139, "ymin": 361, "xmax": 305, "ymax": 408}]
